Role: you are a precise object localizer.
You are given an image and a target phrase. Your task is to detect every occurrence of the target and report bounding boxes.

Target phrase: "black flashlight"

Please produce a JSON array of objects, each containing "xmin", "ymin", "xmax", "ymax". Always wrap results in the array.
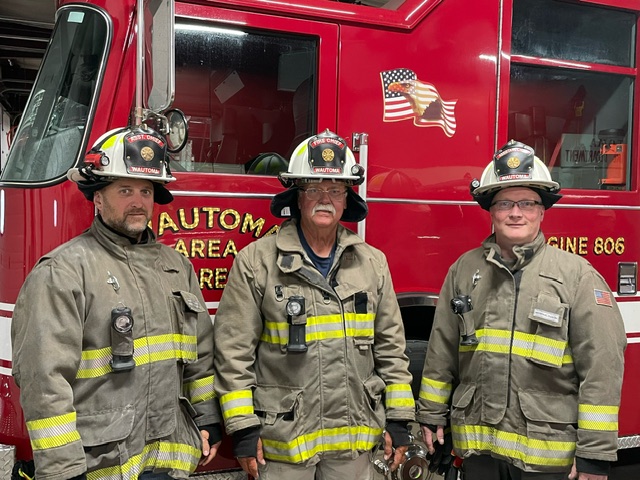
[
  {"xmin": 286, "ymin": 296, "xmax": 307, "ymax": 353},
  {"xmin": 110, "ymin": 305, "xmax": 136, "ymax": 372}
]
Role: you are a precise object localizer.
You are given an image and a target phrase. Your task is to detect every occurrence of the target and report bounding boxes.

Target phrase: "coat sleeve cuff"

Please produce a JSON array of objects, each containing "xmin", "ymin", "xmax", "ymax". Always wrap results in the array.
[{"xmin": 576, "ymin": 457, "xmax": 610, "ymax": 476}]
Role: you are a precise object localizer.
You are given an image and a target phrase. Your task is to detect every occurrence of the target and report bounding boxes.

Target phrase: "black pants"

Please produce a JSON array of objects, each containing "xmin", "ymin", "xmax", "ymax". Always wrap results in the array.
[{"xmin": 463, "ymin": 455, "xmax": 570, "ymax": 480}]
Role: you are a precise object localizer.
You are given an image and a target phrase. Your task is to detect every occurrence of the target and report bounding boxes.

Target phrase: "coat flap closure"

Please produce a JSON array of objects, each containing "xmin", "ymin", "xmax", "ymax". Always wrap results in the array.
[
  {"xmin": 363, "ymin": 374, "xmax": 386, "ymax": 398},
  {"xmin": 77, "ymin": 406, "xmax": 135, "ymax": 446},
  {"xmin": 452, "ymin": 383, "xmax": 476, "ymax": 409},
  {"xmin": 254, "ymin": 385, "xmax": 302, "ymax": 414},
  {"xmin": 334, "ymin": 282, "xmax": 365, "ymax": 301},
  {"xmin": 518, "ymin": 390, "xmax": 578, "ymax": 424},
  {"xmin": 175, "ymin": 290, "xmax": 206, "ymax": 313}
]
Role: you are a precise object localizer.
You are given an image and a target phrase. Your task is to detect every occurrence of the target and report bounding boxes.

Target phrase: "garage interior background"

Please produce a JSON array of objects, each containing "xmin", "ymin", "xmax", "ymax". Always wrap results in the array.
[{"xmin": 0, "ymin": 0, "xmax": 54, "ymax": 168}]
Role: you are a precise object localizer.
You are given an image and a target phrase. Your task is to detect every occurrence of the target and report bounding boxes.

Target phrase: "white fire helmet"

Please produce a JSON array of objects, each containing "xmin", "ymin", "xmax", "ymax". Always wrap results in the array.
[
  {"xmin": 279, "ymin": 129, "xmax": 365, "ymax": 187},
  {"xmin": 470, "ymin": 140, "xmax": 562, "ymax": 210},
  {"xmin": 270, "ymin": 129, "xmax": 368, "ymax": 222},
  {"xmin": 68, "ymin": 125, "xmax": 176, "ymax": 204}
]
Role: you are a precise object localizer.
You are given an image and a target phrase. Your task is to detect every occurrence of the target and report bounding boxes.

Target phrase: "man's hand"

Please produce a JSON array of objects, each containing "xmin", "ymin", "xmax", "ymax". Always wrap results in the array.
[
  {"xmin": 568, "ymin": 459, "xmax": 608, "ymax": 480},
  {"xmin": 421, "ymin": 424, "xmax": 444, "ymax": 454},
  {"xmin": 237, "ymin": 438, "xmax": 265, "ymax": 479},
  {"xmin": 199, "ymin": 429, "xmax": 221, "ymax": 466},
  {"xmin": 383, "ymin": 430, "xmax": 408, "ymax": 472}
]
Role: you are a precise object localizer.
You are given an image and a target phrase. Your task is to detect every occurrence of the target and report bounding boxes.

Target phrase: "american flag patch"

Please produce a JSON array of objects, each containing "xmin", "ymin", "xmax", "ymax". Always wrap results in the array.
[{"xmin": 594, "ymin": 289, "xmax": 612, "ymax": 307}]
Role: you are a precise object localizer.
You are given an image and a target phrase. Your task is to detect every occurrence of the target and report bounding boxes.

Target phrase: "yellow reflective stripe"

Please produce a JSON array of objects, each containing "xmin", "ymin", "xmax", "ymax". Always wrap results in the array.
[
  {"xmin": 344, "ymin": 312, "xmax": 375, "ymax": 337},
  {"xmin": 76, "ymin": 334, "xmax": 197, "ymax": 379},
  {"xmin": 459, "ymin": 329, "xmax": 573, "ymax": 365},
  {"xmin": 452, "ymin": 424, "xmax": 574, "ymax": 467},
  {"xmin": 385, "ymin": 384, "xmax": 415, "ymax": 408},
  {"xmin": 261, "ymin": 321, "xmax": 288, "ymax": 345},
  {"xmin": 184, "ymin": 375, "xmax": 216, "ymax": 404},
  {"xmin": 26, "ymin": 412, "xmax": 81, "ymax": 451},
  {"xmin": 86, "ymin": 440, "xmax": 200, "ymax": 480},
  {"xmin": 220, "ymin": 390, "xmax": 254, "ymax": 421},
  {"xmin": 261, "ymin": 425, "xmax": 382, "ymax": 463},
  {"xmin": 419, "ymin": 377, "xmax": 452, "ymax": 404},
  {"xmin": 578, "ymin": 404, "xmax": 619, "ymax": 431},
  {"xmin": 306, "ymin": 314, "xmax": 345, "ymax": 342},
  {"xmin": 260, "ymin": 313, "xmax": 375, "ymax": 345},
  {"xmin": 460, "ymin": 329, "xmax": 510, "ymax": 354}
]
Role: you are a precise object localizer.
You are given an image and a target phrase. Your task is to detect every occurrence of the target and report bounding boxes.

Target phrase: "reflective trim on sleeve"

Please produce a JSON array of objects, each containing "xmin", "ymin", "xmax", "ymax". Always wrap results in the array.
[
  {"xmin": 76, "ymin": 334, "xmax": 198, "ymax": 379},
  {"xmin": 220, "ymin": 389, "xmax": 254, "ymax": 421},
  {"xmin": 26, "ymin": 412, "xmax": 81, "ymax": 451},
  {"xmin": 578, "ymin": 404, "xmax": 619, "ymax": 431},
  {"xmin": 261, "ymin": 425, "xmax": 382, "ymax": 463},
  {"xmin": 385, "ymin": 384, "xmax": 416, "ymax": 409},
  {"xmin": 419, "ymin": 377, "xmax": 452, "ymax": 404},
  {"xmin": 184, "ymin": 375, "xmax": 216, "ymax": 404},
  {"xmin": 87, "ymin": 440, "xmax": 201, "ymax": 480},
  {"xmin": 452, "ymin": 424, "xmax": 575, "ymax": 468}
]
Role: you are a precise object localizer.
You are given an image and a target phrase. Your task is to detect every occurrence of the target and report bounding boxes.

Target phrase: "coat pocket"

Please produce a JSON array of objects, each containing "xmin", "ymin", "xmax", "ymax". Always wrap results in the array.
[
  {"xmin": 170, "ymin": 290, "xmax": 205, "ymax": 363},
  {"xmin": 450, "ymin": 383, "xmax": 477, "ymax": 426},
  {"xmin": 527, "ymin": 292, "xmax": 569, "ymax": 368},
  {"xmin": 518, "ymin": 389, "xmax": 577, "ymax": 442},
  {"xmin": 363, "ymin": 374, "xmax": 386, "ymax": 430},
  {"xmin": 77, "ymin": 406, "xmax": 135, "ymax": 446},
  {"xmin": 254, "ymin": 385, "xmax": 303, "ymax": 461},
  {"xmin": 77, "ymin": 406, "xmax": 135, "ymax": 472}
]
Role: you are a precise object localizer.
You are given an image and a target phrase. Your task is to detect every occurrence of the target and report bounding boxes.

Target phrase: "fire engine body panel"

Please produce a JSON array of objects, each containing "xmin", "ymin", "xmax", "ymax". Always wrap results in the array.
[{"xmin": 1, "ymin": 0, "xmax": 639, "ymax": 476}]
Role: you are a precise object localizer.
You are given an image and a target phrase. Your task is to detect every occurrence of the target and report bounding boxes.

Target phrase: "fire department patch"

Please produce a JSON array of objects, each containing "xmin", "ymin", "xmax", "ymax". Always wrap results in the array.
[{"xmin": 594, "ymin": 289, "xmax": 612, "ymax": 307}]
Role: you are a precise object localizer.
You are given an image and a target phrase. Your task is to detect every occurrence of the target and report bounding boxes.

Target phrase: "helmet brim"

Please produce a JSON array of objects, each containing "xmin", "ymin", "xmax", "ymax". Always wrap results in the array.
[
  {"xmin": 270, "ymin": 187, "xmax": 368, "ymax": 222},
  {"xmin": 472, "ymin": 186, "xmax": 562, "ymax": 211},
  {"xmin": 72, "ymin": 177, "xmax": 174, "ymax": 204}
]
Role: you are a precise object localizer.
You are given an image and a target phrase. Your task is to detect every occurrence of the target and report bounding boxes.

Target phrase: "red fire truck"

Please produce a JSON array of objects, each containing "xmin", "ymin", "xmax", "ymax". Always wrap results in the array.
[{"xmin": 1, "ymin": 0, "xmax": 639, "ymax": 478}]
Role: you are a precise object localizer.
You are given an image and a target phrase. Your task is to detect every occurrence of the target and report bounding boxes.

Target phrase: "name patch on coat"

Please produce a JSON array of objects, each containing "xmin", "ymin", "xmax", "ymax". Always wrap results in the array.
[{"xmin": 533, "ymin": 308, "xmax": 561, "ymax": 324}]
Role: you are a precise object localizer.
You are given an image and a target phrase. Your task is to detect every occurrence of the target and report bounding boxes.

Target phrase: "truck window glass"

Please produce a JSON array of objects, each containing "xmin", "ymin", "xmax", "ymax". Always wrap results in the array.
[
  {"xmin": 508, "ymin": 0, "xmax": 635, "ymax": 191},
  {"xmin": 1, "ymin": 7, "xmax": 108, "ymax": 183},
  {"xmin": 171, "ymin": 21, "xmax": 317, "ymax": 175},
  {"xmin": 144, "ymin": 0, "xmax": 174, "ymax": 112}
]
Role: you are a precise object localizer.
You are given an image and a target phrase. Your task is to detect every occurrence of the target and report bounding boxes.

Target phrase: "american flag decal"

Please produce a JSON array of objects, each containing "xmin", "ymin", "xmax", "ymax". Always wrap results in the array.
[
  {"xmin": 381, "ymin": 68, "xmax": 457, "ymax": 137},
  {"xmin": 594, "ymin": 289, "xmax": 613, "ymax": 307}
]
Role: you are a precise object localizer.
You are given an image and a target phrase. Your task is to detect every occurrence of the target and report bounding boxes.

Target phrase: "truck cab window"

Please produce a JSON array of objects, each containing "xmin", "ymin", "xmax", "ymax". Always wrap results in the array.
[
  {"xmin": 171, "ymin": 21, "xmax": 317, "ymax": 175},
  {"xmin": 1, "ymin": 7, "xmax": 108, "ymax": 184},
  {"xmin": 507, "ymin": 0, "xmax": 635, "ymax": 191}
]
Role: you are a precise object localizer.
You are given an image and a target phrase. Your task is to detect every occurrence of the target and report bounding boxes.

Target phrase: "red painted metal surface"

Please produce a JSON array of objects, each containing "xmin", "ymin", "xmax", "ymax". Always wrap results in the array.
[{"xmin": 2, "ymin": 0, "xmax": 640, "ymax": 473}]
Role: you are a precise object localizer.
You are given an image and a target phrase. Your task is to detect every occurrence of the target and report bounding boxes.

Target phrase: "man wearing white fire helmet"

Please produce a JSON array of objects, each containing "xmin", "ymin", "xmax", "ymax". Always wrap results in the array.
[
  {"xmin": 213, "ymin": 129, "xmax": 415, "ymax": 480},
  {"xmin": 11, "ymin": 125, "xmax": 221, "ymax": 480},
  {"xmin": 417, "ymin": 140, "xmax": 626, "ymax": 480}
]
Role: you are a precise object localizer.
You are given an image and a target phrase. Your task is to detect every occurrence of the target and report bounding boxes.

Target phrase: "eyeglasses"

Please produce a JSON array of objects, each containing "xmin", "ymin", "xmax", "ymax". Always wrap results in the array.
[
  {"xmin": 301, "ymin": 187, "xmax": 348, "ymax": 201},
  {"xmin": 490, "ymin": 200, "xmax": 542, "ymax": 211}
]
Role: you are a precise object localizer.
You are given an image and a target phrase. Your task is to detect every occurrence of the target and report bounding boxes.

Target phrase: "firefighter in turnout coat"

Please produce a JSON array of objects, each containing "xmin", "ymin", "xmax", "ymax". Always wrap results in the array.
[
  {"xmin": 213, "ymin": 130, "xmax": 416, "ymax": 480},
  {"xmin": 417, "ymin": 140, "xmax": 626, "ymax": 480},
  {"xmin": 11, "ymin": 125, "xmax": 221, "ymax": 480}
]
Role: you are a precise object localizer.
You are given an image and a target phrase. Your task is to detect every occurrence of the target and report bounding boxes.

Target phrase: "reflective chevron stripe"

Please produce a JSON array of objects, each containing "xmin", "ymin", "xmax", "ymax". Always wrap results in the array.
[
  {"xmin": 385, "ymin": 384, "xmax": 415, "ymax": 408},
  {"xmin": 26, "ymin": 412, "xmax": 81, "ymax": 450},
  {"xmin": 261, "ymin": 425, "xmax": 383, "ymax": 463},
  {"xmin": 459, "ymin": 328, "xmax": 572, "ymax": 366},
  {"xmin": 419, "ymin": 377, "xmax": 452, "ymax": 404},
  {"xmin": 220, "ymin": 390, "xmax": 254, "ymax": 421},
  {"xmin": 260, "ymin": 313, "xmax": 375, "ymax": 345},
  {"xmin": 76, "ymin": 334, "xmax": 197, "ymax": 379},
  {"xmin": 86, "ymin": 440, "xmax": 201, "ymax": 480},
  {"xmin": 578, "ymin": 404, "xmax": 619, "ymax": 431},
  {"xmin": 184, "ymin": 375, "xmax": 216, "ymax": 404},
  {"xmin": 452, "ymin": 424, "xmax": 575, "ymax": 468}
]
